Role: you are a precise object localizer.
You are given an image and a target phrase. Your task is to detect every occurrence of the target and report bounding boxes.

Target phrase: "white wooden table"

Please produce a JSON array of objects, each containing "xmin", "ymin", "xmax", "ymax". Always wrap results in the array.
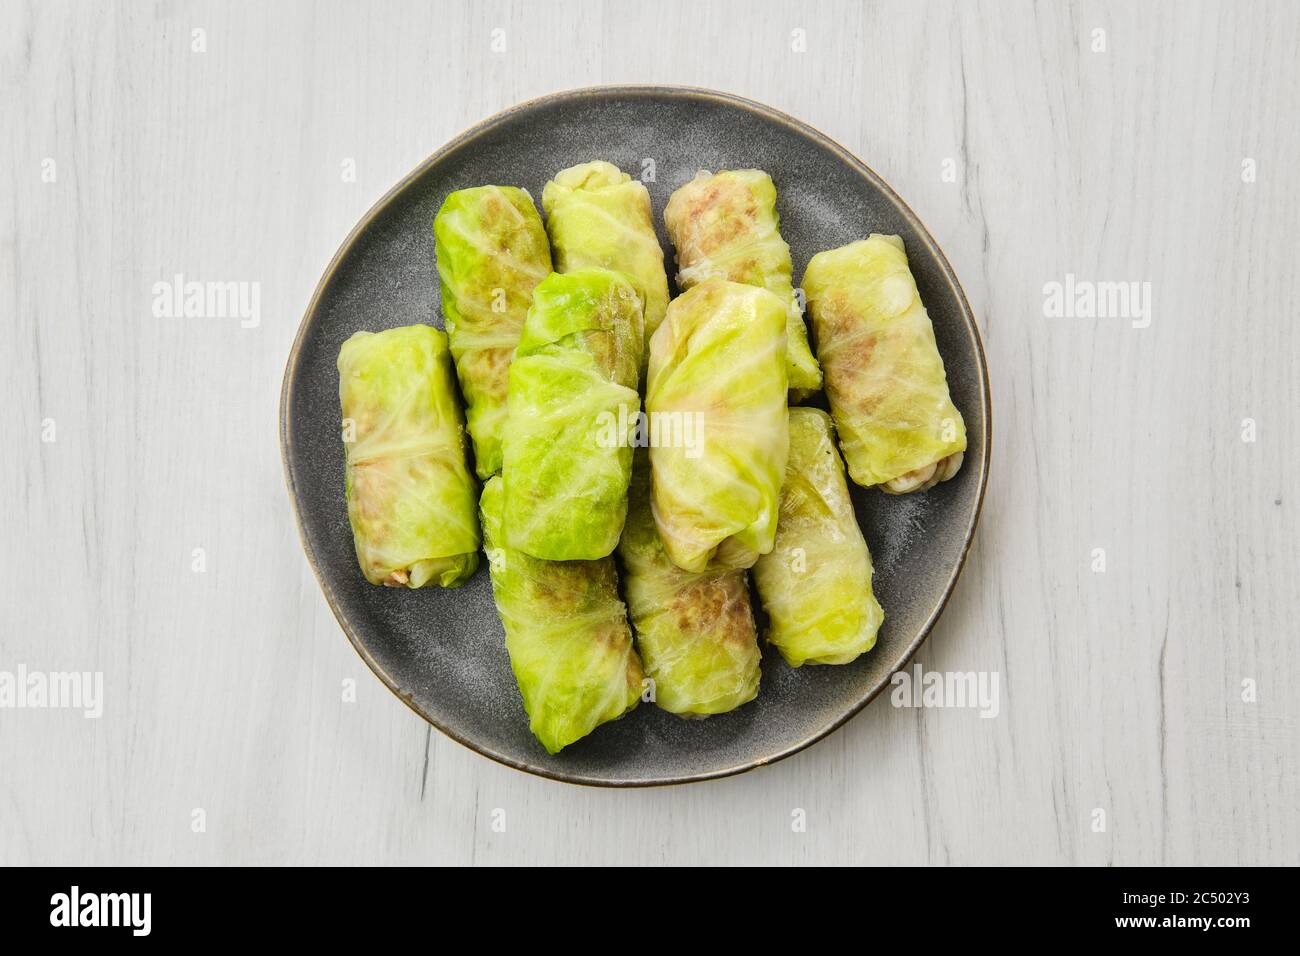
[{"xmin": 2, "ymin": 0, "xmax": 1296, "ymax": 866}]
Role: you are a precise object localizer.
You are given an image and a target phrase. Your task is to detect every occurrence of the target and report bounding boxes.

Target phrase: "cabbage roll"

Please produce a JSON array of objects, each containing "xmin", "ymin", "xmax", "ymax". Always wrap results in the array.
[
  {"xmin": 663, "ymin": 169, "xmax": 822, "ymax": 400},
  {"xmin": 480, "ymin": 476, "xmax": 643, "ymax": 754},
  {"xmin": 646, "ymin": 279, "xmax": 789, "ymax": 573},
  {"xmin": 337, "ymin": 325, "xmax": 479, "ymax": 588},
  {"xmin": 753, "ymin": 408, "xmax": 883, "ymax": 666},
  {"xmin": 434, "ymin": 185, "xmax": 552, "ymax": 478},
  {"xmin": 618, "ymin": 451, "xmax": 761, "ymax": 716},
  {"xmin": 802, "ymin": 235, "xmax": 966, "ymax": 492},
  {"xmin": 501, "ymin": 268, "xmax": 643, "ymax": 561},
  {"xmin": 541, "ymin": 161, "xmax": 670, "ymax": 366}
]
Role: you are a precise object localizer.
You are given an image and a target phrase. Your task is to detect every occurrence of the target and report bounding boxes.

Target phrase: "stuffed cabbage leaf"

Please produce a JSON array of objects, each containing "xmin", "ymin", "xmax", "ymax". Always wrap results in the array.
[
  {"xmin": 434, "ymin": 185, "xmax": 552, "ymax": 478},
  {"xmin": 501, "ymin": 268, "xmax": 643, "ymax": 560},
  {"xmin": 618, "ymin": 451, "xmax": 761, "ymax": 716},
  {"xmin": 802, "ymin": 235, "xmax": 966, "ymax": 492},
  {"xmin": 337, "ymin": 325, "xmax": 479, "ymax": 588},
  {"xmin": 541, "ymin": 160, "xmax": 670, "ymax": 368},
  {"xmin": 645, "ymin": 279, "xmax": 789, "ymax": 573},
  {"xmin": 480, "ymin": 476, "xmax": 643, "ymax": 754},
  {"xmin": 664, "ymin": 169, "xmax": 822, "ymax": 400},
  {"xmin": 753, "ymin": 408, "xmax": 883, "ymax": 665}
]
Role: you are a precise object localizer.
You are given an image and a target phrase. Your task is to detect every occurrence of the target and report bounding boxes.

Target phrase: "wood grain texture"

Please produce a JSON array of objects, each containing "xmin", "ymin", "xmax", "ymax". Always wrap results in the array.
[{"xmin": 1, "ymin": 0, "xmax": 1296, "ymax": 865}]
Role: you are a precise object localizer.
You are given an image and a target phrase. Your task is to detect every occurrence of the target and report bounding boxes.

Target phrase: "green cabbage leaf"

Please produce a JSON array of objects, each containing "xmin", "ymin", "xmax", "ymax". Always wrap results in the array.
[
  {"xmin": 480, "ymin": 476, "xmax": 643, "ymax": 754},
  {"xmin": 501, "ymin": 268, "xmax": 643, "ymax": 560},
  {"xmin": 618, "ymin": 451, "xmax": 761, "ymax": 715},
  {"xmin": 542, "ymin": 160, "xmax": 670, "ymax": 373},
  {"xmin": 753, "ymin": 408, "xmax": 883, "ymax": 665},
  {"xmin": 434, "ymin": 185, "xmax": 552, "ymax": 478},
  {"xmin": 664, "ymin": 169, "xmax": 822, "ymax": 399},
  {"xmin": 802, "ymin": 235, "xmax": 966, "ymax": 490},
  {"xmin": 645, "ymin": 279, "xmax": 789, "ymax": 573},
  {"xmin": 338, "ymin": 325, "xmax": 479, "ymax": 588}
]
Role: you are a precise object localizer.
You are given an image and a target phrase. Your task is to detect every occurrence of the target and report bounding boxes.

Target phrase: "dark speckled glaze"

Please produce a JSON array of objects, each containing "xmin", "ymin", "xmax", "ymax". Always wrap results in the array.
[{"xmin": 279, "ymin": 86, "xmax": 991, "ymax": 787}]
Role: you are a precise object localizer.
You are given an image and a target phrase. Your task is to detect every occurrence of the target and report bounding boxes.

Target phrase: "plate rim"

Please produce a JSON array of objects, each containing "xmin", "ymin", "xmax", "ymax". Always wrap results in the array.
[{"xmin": 278, "ymin": 84, "xmax": 992, "ymax": 788}]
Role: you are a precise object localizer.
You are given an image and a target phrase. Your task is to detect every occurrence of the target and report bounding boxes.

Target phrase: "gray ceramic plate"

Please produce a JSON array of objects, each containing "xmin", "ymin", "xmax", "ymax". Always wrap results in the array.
[{"xmin": 280, "ymin": 86, "xmax": 990, "ymax": 786}]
